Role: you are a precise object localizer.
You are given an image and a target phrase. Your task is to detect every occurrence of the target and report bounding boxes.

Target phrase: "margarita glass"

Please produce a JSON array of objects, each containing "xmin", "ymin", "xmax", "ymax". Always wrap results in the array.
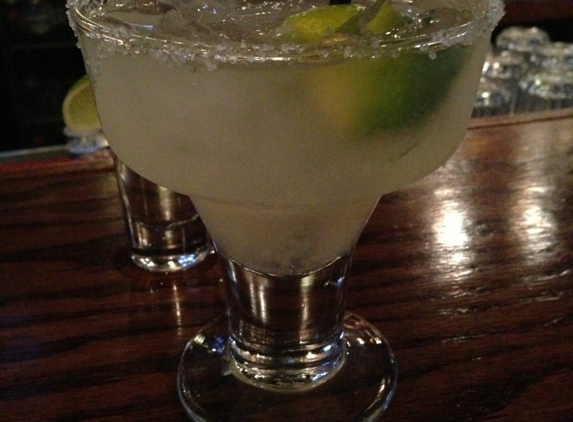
[{"xmin": 67, "ymin": 0, "xmax": 503, "ymax": 420}]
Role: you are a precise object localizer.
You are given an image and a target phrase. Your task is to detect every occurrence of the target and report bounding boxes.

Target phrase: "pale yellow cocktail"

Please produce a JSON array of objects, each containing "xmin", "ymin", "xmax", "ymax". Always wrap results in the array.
[{"xmin": 68, "ymin": 0, "xmax": 503, "ymax": 420}]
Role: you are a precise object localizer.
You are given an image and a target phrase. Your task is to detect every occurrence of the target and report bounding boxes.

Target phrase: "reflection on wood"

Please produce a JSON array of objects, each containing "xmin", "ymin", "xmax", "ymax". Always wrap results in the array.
[{"xmin": 1, "ymin": 110, "xmax": 572, "ymax": 421}]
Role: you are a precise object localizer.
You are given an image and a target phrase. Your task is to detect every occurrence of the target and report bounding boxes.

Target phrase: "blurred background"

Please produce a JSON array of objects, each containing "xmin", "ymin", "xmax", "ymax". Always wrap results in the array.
[{"xmin": 1, "ymin": 0, "xmax": 572, "ymax": 153}]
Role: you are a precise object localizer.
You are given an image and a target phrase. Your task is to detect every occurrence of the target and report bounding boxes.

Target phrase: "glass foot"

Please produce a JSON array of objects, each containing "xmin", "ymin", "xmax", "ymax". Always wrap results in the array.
[
  {"xmin": 178, "ymin": 313, "xmax": 397, "ymax": 422},
  {"xmin": 130, "ymin": 246, "xmax": 212, "ymax": 273}
]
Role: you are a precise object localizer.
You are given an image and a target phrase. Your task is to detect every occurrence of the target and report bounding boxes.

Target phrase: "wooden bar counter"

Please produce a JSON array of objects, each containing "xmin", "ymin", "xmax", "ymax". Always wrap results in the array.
[{"xmin": 1, "ymin": 110, "xmax": 572, "ymax": 422}]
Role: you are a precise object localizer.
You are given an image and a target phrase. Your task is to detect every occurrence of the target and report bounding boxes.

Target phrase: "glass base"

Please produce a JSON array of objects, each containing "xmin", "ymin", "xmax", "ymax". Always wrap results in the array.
[
  {"xmin": 131, "ymin": 246, "xmax": 212, "ymax": 273},
  {"xmin": 178, "ymin": 313, "xmax": 397, "ymax": 422}
]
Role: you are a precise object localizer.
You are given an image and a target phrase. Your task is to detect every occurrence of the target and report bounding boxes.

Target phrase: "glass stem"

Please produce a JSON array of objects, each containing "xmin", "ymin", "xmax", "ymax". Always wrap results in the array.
[{"xmin": 219, "ymin": 251, "xmax": 353, "ymax": 391}]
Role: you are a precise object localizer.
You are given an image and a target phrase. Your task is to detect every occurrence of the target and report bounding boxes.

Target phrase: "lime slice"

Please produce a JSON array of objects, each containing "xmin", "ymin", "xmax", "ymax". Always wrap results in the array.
[
  {"xmin": 307, "ymin": 2, "xmax": 466, "ymax": 134},
  {"xmin": 275, "ymin": 4, "xmax": 364, "ymax": 44},
  {"xmin": 365, "ymin": 1, "xmax": 409, "ymax": 34},
  {"xmin": 363, "ymin": 3, "xmax": 466, "ymax": 133},
  {"xmin": 62, "ymin": 75, "xmax": 101, "ymax": 133},
  {"xmin": 314, "ymin": 47, "xmax": 466, "ymax": 135}
]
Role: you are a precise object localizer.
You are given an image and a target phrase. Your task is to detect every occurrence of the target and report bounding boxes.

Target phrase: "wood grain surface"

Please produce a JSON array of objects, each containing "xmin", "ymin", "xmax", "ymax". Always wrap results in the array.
[{"xmin": 1, "ymin": 110, "xmax": 572, "ymax": 422}]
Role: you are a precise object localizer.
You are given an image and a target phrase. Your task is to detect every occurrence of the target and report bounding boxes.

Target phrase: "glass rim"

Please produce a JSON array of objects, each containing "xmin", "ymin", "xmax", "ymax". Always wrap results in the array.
[{"xmin": 67, "ymin": 0, "xmax": 504, "ymax": 65}]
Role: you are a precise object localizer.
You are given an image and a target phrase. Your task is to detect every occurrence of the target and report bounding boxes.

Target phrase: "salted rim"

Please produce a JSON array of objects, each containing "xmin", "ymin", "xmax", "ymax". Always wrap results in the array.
[{"xmin": 66, "ymin": 0, "xmax": 504, "ymax": 65}]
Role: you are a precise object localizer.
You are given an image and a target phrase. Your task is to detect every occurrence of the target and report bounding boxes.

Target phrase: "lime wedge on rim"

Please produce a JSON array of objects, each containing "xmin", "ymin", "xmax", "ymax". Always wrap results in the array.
[
  {"xmin": 365, "ymin": 1, "xmax": 409, "ymax": 34},
  {"xmin": 275, "ymin": 4, "xmax": 364, "ymax": 43},
  {"xmin": 62, "ymin": 75, "xmax": 101, "ymax": 133}
]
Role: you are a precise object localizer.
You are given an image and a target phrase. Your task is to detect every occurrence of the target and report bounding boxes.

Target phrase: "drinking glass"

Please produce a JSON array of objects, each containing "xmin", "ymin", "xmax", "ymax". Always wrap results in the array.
[
  {"xmin": 529, "ymin": 41, "xmax": 573, "ymax": 70},
  {"xmin": 482, "ymin": 50, "xmax": 527, "ymax": 113},
  {"xmin": 115, "ymin": 157, "xmax": 212, "ymax": 272},
  {"xmin": 67, "ymin": 0, "xmax": 503, "ymax": 420},
  {"xmin": 515, "ymin": 42, "xmax": 573, "ymax": 112},
  {"xmin": 514, "ymin": 66, "xmax": 573, "ymax": 112},
  {"xmin": 495, "ymin": 26, "xmax": 550, "ymax": 58},
  {"xmin": 472, "ymin": 76, "xmax": 512, "ymax": 117}
]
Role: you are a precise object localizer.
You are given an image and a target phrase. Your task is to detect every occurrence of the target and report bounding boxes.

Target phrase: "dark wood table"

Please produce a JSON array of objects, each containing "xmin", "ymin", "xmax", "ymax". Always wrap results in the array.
[{"xmin": 1, "ymin": 110, "xmax": 572, "ymax": 422}]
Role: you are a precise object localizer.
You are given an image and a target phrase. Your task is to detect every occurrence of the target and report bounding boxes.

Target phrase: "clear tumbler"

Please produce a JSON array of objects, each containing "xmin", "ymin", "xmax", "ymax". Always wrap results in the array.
[{"xmin": 115, "ymin": 158, "xmax": 212, "ymax": 272}]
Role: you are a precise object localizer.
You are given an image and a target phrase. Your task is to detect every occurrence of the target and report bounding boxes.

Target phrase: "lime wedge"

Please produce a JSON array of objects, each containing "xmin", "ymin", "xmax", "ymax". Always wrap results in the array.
[
  {"xmin": 356, "ymin": 48, "xmax": 465, "ymax": 134},
  {"xmin": 62, "ymin": 75, "xmax": 101, "ymax": 133},
  {"xmin": 275, "ymin": 4, "xmax": 364, "ymax": 44},
  {"xmin": 361, "ymin": 3, "xmax": 466, "ymax": 133},
  {"xmin": 306, "ymin": 2, "xmax": 467, "ymax": 134},
  {"xmin": 365, "ymin": 1, "xmax": 409, "ymax": 34}
]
